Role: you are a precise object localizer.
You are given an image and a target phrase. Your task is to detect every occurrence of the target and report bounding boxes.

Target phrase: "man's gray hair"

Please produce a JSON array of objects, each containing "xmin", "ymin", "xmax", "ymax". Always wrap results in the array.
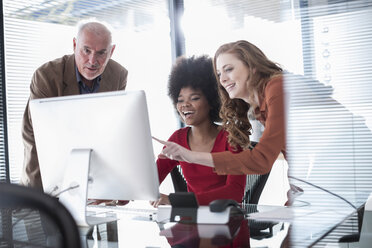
[{"xmin": 75, "ymin": 18, "xmax": 115, "ymax": 45}]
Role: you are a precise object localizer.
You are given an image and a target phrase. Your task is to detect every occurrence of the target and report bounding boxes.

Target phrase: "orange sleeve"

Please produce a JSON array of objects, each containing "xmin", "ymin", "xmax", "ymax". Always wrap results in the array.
[{"xmin": 212, "ymin": 77, "xmax": 286, "ymax": 175}]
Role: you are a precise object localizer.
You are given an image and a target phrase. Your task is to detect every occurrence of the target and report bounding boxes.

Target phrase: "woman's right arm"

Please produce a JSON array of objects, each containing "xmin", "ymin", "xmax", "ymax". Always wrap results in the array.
[{"xmin": 153, "ymin": 137, "xmax": 214, "ymax": 168}]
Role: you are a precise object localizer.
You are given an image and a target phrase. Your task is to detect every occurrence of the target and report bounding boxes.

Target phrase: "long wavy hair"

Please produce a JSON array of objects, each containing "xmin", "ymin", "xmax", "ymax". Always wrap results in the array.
[{"xmin": 213, "ymin": 40, "xmax": 282, "ymax": 149}]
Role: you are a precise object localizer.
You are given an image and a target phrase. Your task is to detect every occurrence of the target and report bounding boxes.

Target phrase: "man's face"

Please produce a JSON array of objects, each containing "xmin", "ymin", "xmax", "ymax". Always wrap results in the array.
[{"xmin": 73, "ymin": 29, "xmax": 115, "ymax": 82}]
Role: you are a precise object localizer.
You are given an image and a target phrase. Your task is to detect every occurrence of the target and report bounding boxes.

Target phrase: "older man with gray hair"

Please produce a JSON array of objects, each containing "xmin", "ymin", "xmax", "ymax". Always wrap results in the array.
[{"xmin": 21, "ymin": 20, "xmax": 128, "ymax": 189}]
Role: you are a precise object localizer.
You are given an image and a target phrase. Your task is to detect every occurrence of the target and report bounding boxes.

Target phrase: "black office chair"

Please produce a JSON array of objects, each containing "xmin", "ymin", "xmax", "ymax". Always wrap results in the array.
[
  {"xmin": 240, "ymin": 141, "xmax": 270, "ymax": 205},
  {"xmin": 170, "ymin": 166, "xmax": 188, "ymax": 192},
  {"xmin": 238, "ymin": 141, "xmax": 267, "ymax": 205},
  {"xmin": 0, "ymin": 182, "xmax": 81, "ymax": 248},
  {"xmin": 242, "ymin": 173, "xmax": 270, "ymax": 205},
  {"xmin": 170, "ymin": 166, "xmax": 270, "ymax": 205}
]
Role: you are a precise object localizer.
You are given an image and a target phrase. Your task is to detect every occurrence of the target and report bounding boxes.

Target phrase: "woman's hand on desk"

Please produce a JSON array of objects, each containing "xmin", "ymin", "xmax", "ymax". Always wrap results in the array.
[
  {"xmin": 87, "ymin": 199, "xmax": 130, "ymax": 206},
  {"xmin": 150, "ymin": 193, "xmax": 170, "ymax": 208}
]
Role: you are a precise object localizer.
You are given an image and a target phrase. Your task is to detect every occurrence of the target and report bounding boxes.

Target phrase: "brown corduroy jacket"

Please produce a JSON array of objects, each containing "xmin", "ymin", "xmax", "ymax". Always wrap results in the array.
[{"xmin": 21, "ymin": 54, "xmax": 128, "ymax": 189}]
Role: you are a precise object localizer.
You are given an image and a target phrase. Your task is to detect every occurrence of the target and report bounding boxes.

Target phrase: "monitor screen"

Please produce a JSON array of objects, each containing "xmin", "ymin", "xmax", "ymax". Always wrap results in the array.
[{"xmin": 30, "ymin": 90, "xmax": 160, "ymax": 201}]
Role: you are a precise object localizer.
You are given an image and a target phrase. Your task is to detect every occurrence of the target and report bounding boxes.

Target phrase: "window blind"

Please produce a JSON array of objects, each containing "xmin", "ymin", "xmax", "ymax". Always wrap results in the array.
[
  {"xmin": 0, "ymin": 1, "xmax": 10, "ymax": 182},
  {"xmin": 3, "ymin": 0, "xmax": 175, "ymax": 183},
  {"xmin": 286, "ymin": 2, "xmax": 372, "ymax": 245},
  {"xmin": 286, "ymin": 0, "xmax": 372, "ymax": 209}
]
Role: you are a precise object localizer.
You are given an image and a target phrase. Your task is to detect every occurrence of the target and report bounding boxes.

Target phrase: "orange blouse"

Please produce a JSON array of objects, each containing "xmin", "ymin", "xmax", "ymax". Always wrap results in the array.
[{"xmin": 212, "ymin": 75, "xmax": 286, "ymax": 175}]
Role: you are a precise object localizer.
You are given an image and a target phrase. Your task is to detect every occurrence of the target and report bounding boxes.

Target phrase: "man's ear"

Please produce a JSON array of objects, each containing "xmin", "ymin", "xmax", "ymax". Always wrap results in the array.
[
  {"xmin": 109, "ymin": 44, "xmax": 116, "ymax": 58},
  {"xmin": 73, "ymin": 38, "xmax": 77, "ymax": 52}
]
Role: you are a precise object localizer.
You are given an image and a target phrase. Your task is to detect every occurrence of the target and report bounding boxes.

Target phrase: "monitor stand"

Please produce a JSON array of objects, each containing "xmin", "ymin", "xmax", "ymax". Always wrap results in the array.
[
  {"xmin": 58, "ymin": 148, "xmax": 117, "ymax": 227},
  {"xmin": 58, "ymin": 148, "xmax": 91, "ymax": 226}
]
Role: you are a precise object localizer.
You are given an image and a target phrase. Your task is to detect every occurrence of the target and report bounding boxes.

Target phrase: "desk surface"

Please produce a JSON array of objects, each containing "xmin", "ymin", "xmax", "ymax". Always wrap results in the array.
[
  {"xmin": 1, "ymin": 191, "xmax": 362, "ymax": 248},
  {"xmin": 80, "ymin": 203, "xmax": 356, "ymax": 248},
  {"xmin": 80, "ymin": 204, "xmax": 285, "ymax": 248}
]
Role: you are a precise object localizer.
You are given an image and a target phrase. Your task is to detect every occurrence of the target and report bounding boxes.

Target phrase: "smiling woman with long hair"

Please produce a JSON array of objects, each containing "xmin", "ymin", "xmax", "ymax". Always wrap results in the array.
[{"xmin": 154, "ymin": 40, "xmax": 285, "ymax": 177}]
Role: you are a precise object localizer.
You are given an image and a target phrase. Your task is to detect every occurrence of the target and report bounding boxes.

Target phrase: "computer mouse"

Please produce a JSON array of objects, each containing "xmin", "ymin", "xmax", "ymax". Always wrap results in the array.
[{"xmin": 209, "ymin": 199, "xmax": 239, "ymax": 213}]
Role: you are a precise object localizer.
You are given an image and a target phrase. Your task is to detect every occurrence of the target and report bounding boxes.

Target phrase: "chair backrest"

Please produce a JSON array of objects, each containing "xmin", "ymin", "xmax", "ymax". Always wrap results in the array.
[
  {"xmin": 0, "ymin": 183, "xmax": 81, "ymax": 248},
  {"xmin": 170, "ymin": 166, "xmax": 188, "ymax": 192},
  {"xmin": 243, "ymin": 173, "xmax": 270, "ymax": 205},
  {"xmin": 242, "ymin": 141, "xmax": 270, "ymax": 205}
]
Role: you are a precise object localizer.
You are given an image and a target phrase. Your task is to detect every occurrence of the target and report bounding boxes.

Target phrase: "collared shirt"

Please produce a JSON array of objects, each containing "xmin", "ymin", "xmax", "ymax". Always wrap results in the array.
[{"xmin": 75, "ymin": 65, "xmax": 101, "ymax": 94}]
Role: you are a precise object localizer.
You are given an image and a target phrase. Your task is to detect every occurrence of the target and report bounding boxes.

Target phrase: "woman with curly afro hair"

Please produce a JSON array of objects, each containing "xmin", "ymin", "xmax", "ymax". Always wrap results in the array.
[
  {"xmin": 151, "ymin": 55, "xmax": 246, "ymax": 207},
  {"xmin": 154, "ymin": 40, "xmax": 285, "ymax": 177}
]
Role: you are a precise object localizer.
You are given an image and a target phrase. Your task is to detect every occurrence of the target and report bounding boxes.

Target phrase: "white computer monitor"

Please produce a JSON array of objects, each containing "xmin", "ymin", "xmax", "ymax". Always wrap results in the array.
[{"xmin": 30, "ymin": 90, "xmax": 160, "ymax": 202}]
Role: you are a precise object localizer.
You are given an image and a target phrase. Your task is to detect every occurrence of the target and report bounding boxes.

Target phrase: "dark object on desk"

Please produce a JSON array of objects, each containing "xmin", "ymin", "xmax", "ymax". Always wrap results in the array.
[
  {"xmin": 249, "ymin": 219, "xmax": 279, "ymax": 240},
  {"xmin": 160, "ymin": 218, "xmax": 250, "ymax": 247},
  {"xmin": 209, "ymin": 199, "xmax": 239, "ymax": 213},
  {"xmin": 244, "ymin": 204, "xmax": 279, "ymax": 241},
  {"xmin": 339, "ymin": 233, "xmax": 360, "ymax": 243},
  {"xmin": 169, "ymin": 192, "xmax": 199, "ymax": 223},
  {"xmin": 0, "ymin": 182, "xmax": 81, "ymax": 248},
  {"xmin": 86, "ymin": 221, "xmax": 118, "ymax": 242},
  {"xmin": 338, "ymin": 205, "xmax": 364, "ymax": 244}
]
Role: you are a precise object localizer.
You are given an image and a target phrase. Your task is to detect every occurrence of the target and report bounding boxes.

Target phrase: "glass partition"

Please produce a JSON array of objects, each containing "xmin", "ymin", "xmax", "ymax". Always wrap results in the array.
[
  {"xmin": 285, "ymin": 1, "xmax": 372, "ymax": 209},
  {"xmin": 183, "ymin": 1, "xmax": 372, "ymax": 244}
]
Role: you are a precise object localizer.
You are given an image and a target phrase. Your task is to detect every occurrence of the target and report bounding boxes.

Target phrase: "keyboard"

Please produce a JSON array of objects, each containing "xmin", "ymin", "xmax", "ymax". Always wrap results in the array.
[{"xmin": 87, "ymin": 204, "xmax": 158, "ymax": 222}]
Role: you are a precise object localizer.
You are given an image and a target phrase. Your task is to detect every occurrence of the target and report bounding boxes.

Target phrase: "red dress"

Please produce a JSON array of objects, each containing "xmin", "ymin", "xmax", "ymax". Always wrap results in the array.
[{"xmin": 157, "ymin": 127, "xmax": 246, "ymax": 205}]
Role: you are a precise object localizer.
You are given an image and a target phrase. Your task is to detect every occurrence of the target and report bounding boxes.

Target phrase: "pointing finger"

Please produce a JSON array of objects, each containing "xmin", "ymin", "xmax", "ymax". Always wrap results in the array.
[{"xmin": 152, "ymin": 136, "xmax": 167, "ymax": 145}]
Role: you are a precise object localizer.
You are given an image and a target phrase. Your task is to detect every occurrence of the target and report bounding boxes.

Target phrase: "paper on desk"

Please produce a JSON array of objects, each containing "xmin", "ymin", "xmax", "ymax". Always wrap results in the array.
[
  {"xmin": 248, "ymin": 207, "xmax": 295, "ymax": 222},
  {"xmin": 248, "ymin": 206, "xmax": 325, "ymax": 222}
]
